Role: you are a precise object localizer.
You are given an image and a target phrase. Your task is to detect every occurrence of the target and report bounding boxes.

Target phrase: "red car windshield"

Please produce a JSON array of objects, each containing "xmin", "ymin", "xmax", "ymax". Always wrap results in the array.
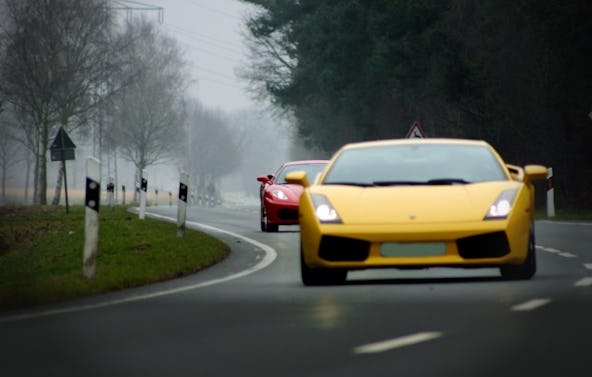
[{"xmin": 275, "ymin": 163, "xmax": 327, "ymax": 184}]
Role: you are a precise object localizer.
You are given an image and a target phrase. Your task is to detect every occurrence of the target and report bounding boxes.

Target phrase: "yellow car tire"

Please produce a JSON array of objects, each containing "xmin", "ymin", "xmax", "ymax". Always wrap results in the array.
[
  {"xmin": 300, "ymin": 248, "xmax": 347, "ymax": 286},
  {"xmin": 500, "ymin": 231, "xmax": 536, "ymax": 280}
]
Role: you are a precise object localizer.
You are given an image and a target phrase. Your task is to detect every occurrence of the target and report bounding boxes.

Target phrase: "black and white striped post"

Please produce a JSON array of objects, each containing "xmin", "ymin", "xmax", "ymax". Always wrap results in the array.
[
  {"xmin": 107, "ymin": 177, "xmax": 114, "ymax": 210},
  {"xmin": 84, "ymin": 157, "xmax": 101, "ymax": 278},
  {"xmin": 177, "ymin": 172, "xmax": 188, "ymax": 237},
  {"xmin": 546, "ymin": 167, "xmax": 555, "ymax": 218},
  {"xmin": 139, "ymin": 171, "xmax": 147, "ymax": 220}
]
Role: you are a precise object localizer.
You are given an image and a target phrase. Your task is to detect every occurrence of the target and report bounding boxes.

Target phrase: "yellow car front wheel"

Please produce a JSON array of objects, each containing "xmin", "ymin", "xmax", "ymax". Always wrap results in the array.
[
  {"xmin": 300, "ymin": 247, "xmax": 347, "ymax": 286},
  {"xmin": 500, "ymin": 230, "xmax": 536, "ymax": 280}
]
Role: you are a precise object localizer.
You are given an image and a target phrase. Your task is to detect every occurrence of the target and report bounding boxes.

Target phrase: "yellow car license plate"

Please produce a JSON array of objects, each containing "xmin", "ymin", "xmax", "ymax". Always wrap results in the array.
[{"xmin": 380, "ymin": 242, "xmax": 446, "ymax": 257}]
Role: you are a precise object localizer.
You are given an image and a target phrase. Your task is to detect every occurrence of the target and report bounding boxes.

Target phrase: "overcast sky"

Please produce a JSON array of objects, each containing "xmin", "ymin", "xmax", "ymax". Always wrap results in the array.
[{"xmin": 125, "ymin": 0, "xmax": 259, "ymax": 112}]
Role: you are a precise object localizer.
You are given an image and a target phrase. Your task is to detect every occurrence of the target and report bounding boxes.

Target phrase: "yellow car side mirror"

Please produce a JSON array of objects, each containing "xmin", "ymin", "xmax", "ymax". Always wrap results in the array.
[
  {"xmin": 285, "ymin": 171, "xmax": 310, "ymax": 188},
  {"xmin": 524, "ymin": 165, "xmax": 548, "ymax": 182}
]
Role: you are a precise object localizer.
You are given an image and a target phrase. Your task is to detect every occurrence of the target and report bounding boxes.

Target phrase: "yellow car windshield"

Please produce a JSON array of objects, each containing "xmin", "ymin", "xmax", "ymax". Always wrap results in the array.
[{"xmin": 323, "ymin": 144, "xmax": 507, "ymax": 186}]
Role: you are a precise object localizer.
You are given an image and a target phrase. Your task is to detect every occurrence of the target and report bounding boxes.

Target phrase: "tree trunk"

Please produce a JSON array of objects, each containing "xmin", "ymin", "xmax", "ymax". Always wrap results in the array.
[
  {"xmin": 51, "ymin": 160, "xmax": 64, "ymax": 205},
  {"xmin": 24, "ymin": 154, "xmax": 31, "ymax": 203},
  {"xmin": 34, "ymin": 126, "xmax": 48, "ymax": 205},
  {"xmin": 1, "ymin": 158, "xmax": 6, "ymax": 199}
]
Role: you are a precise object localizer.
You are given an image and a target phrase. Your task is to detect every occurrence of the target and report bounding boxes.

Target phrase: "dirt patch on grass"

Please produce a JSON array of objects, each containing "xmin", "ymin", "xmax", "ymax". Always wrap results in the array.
[{"xmin": 0, "ymin": 205, "xmax": 67, "ymax": 255}]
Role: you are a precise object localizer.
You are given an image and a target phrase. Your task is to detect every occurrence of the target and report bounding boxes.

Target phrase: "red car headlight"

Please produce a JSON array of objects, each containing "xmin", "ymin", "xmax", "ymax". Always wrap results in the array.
[{"xmin": 271, "ymin": 189, "xmax": 289, "ymax": 200}]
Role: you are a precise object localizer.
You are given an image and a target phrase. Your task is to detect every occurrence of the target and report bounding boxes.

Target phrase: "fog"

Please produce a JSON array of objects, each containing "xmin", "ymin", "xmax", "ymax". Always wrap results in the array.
[
  {"xmin": 1, "ymin": 107, "xmax": 324, "ymax": 206},
  {"xmin": 0, "ymin": 1, "xmax": 319, "ymax": 207}
]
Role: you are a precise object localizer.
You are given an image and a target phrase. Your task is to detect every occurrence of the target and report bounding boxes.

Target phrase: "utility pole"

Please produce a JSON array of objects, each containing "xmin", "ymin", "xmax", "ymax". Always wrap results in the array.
[{"xmin": 110, "ymin": 0, "xmax": 164, "ymax": 23}]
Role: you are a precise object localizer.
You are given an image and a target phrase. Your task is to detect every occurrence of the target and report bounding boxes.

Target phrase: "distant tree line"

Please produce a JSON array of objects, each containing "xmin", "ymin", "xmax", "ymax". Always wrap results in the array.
[{"xmin": 240, "ymin": 0, "xmax": 592, "ymax": 209}]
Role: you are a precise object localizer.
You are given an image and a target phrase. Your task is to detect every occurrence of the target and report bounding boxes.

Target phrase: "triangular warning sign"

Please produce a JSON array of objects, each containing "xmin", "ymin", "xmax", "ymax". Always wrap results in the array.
[
  {"xmin": 405, "ymin": 121, "xmax": 425, "ymax": 138},
  {"xmin": 50, "ymin": 127, "xmax": 77, "ymax": 150}
]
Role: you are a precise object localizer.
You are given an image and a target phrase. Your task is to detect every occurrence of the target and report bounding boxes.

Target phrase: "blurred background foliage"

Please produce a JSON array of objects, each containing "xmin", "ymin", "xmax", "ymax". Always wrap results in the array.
[{"xmin": 241, "ymin": 0, "xmax": 592, "ymax": 209}]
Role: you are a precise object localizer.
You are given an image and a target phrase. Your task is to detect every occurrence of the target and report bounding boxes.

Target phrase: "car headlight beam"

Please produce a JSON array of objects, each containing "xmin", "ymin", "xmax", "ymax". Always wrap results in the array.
[
  {"xmin": 271, "ymin": 189, "xmax": 288, "ymax": 200},
  {"xmin": 311, "ymin": 194, "xmax": 342, "ymax": 223},
  {"xmin": 485, "ymin": 189, "xmax": 517, "ymax": 220}
]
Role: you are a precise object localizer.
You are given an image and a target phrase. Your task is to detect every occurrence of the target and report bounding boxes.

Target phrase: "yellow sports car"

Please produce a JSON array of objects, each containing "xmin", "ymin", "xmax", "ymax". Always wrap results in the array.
[{"xmin": 286, "ymin": 138, "xmax": 548, "ymax": 286}]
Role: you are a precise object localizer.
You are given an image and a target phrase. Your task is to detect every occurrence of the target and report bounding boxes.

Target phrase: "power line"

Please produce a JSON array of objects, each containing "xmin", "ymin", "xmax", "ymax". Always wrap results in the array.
[
  {"xmin": 193, "ymin": 64, "xmax": 238, "ymax": 82},
  {"xmin": 180, "ymin": 40, "xmax": 245, "ymax": 64},
  {"xmin": 196, "ymin": 75, "xmax": 244, "ymax": 89},
  {"xmin": 164, "ymin": 24, "xmax": 245, "ymax": 56},
  {"xmin": 182, "ymin": 0, "xmax": 242, "ymax": 20}
]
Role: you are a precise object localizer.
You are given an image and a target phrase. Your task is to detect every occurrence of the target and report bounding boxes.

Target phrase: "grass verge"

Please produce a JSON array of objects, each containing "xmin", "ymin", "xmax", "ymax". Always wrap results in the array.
[
  {"xmin": 0, "ymin": 205, "xmax": 229, "ymax": 311},
  {"xmin": 534, "ymin": 208, "xmax": 592, "ymax": 221}
]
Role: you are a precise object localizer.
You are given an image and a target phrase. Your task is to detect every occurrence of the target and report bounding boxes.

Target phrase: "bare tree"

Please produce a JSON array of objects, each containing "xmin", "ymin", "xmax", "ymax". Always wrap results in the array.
[
  {"xmin": 108, "ymin": 17, "xmax": 188, "ymax": 199},
  {"xmin": 236, "ymin": 5, "xmax": 296, "ymax": 107},
  {"xmin": 183, "ymin": 99, "xmax": 240, "ymax": 203},
  {"xmin": 0, "ymin": 0, "xmax": 119, "ymax": 204}
]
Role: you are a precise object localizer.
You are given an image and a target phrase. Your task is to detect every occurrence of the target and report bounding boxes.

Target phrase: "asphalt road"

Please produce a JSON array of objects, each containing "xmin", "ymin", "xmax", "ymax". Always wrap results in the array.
[{"xmin": 1, "ymin": 204, "xmax": 591, "ymax": 377}]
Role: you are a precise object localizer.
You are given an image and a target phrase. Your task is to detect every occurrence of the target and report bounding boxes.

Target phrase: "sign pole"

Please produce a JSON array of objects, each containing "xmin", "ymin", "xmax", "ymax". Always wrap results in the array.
[
  {"xmin": 50, "ymin": 127, "xmax": 76, "ymax": 212},
  {"xmin": 63, "ymin": 159, "xmax": 70, "ymax": 213}
]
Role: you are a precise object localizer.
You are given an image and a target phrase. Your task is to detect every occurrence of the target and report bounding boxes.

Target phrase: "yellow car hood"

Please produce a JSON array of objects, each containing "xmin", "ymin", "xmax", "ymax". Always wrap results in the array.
[{"xmin": 309, "ymin": 181, "xmax": 522, "ymax": 224}]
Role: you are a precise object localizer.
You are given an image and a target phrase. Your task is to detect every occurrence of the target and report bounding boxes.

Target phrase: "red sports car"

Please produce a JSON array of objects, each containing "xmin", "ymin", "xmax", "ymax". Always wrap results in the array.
[{"xmin": 257, "ymin": 160, "xmax": 329, "ymax": 232}]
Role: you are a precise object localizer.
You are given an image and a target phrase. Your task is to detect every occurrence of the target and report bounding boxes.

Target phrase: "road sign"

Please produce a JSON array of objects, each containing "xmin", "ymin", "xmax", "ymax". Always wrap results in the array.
[
  {"xmin": 406, "ymin": 121, "xmax": 425, "ymax": 138},
  {"xmin": 50, "ymin": 127, "xmax": 77, "ymax": 213},
  {"xmin": 50, "ymin": 149, "xmax": 75, "ymax": 161},
  {"xmin": 50, "ymin": 127, "xmax": 76, "ymax": 161}
]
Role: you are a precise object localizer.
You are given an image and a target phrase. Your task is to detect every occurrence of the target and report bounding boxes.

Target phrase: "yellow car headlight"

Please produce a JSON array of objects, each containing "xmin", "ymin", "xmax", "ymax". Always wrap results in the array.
[
  {"xmin": 311, "ymin": 194, "xmax": 342, "ymax": 223},
  {"xmin": 484, "ymin": 189, "xmax": 517, "ymax": 220}
]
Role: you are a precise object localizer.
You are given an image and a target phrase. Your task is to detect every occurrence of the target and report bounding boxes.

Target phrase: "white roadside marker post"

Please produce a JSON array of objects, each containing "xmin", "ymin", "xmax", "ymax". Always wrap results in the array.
[
  {"xmin": 139, "ymin": 171, "xmax": 147, "ymax": 220},
  {"xmin": 177, "ymin": 172, "xmax": 188, "ymax": 237},
  {"xmin": 546, "ymin": 167, "xmax": 555, "ymax": 218},
  {"xmin": 83, "ymin": 157, "xmax": 101, "ymax": 278},
  {"xmin": 107, "ymin": 177, "xmax": 114, "ymax": 210}
]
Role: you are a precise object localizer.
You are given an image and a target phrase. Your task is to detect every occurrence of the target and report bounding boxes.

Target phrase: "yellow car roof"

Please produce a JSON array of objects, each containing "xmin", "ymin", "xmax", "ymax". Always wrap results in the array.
[{"xmin": 338, "ymin": 138, "xmax": 490, "ymax": 151}]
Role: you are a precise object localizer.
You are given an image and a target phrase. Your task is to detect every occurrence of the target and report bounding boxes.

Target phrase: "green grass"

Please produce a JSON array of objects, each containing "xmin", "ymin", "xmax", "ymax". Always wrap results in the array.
[
  {"xmin": 535, "ymin": 208, "xmax": 592, "ymax": 221},
  {"xmin": 1, "ymin": 203, "xmax": 590, "ymax": 312},
  {"xmin": 0, "ymin": 205, "xmax": 229, "ymax": 311}
]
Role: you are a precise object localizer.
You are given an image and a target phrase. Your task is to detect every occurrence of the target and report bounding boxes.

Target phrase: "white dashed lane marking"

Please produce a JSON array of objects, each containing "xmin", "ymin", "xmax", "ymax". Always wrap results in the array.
[
  {"xmin": 354, "ymin": 332, "xmax": 443, "ymax": 354},
  {"xmin": 574, "ymin": 278, "xmax": 592, "ymax": 287},
  {"xmin": 537, "ymin": 246, "xmax": 560, "ymax": 253},
  {"xmin": 558, "ymin": 252, "xmax": 577, "ymax": 258},
  {"xmin": 537, "ymin": 245, "xmax": 592, "ymax": 286},
  {"xmin": 537, "ymin": 245, "xmax": 577, "ymax": 258},
  {"xmin": 511, "ymin": 298, "xmax": 552, "ymax": 312}
]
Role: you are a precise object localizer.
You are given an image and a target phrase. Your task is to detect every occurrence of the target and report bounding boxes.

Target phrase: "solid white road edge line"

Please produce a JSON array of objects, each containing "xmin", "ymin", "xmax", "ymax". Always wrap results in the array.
[
  {"xmin": 0, "ymin": 213, "xmax": 277, "ymax": 323},
  {"xmin": 538, "ymin": 220, "xmax": 592, "ymax": 227},
  {"xmin": 353, "ymin": 332, "xmax": 443, "ymax": 354},
  {"xmin": 511, "ymin": 298, "xmax": 552, "ymax": 312}
]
